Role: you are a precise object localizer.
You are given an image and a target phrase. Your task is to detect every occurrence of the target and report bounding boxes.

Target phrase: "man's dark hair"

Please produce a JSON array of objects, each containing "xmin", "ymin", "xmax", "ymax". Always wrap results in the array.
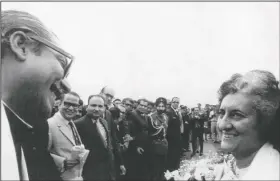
[
  {"xmin": 61, "ymin": 91, "xmax": 80, "ymax": 101},
  {"xmin": 122, "ymin": 98, "xmax": 134, "ymax": 104},
  {"xmin": 88, "ymin": 94, "xmax": 105, "ymax": 104},
  {"xmin": 148, "ymin": 101, "xmax": 154, "ymax": 107},
  {"xmin": 109, "ymin": 106, "xmax": 121, "ymax": 120},
  {"xmin": 1, "ymin": 10, "xmax": 57, "ymax": 58},
  {"xmin": 171, "ymin": 97, "xmax": 179, "ymax": 102},
  {"xmin": 113, "ymin": 98, "xmax": 121, "ymax": 103},
  {"xmin": 137, "ymin": 98, "xmax": 147, "ymax": 104},
  {"xmin": 79, "ymin": 99, "xmax": 83, "ymax": 106}
]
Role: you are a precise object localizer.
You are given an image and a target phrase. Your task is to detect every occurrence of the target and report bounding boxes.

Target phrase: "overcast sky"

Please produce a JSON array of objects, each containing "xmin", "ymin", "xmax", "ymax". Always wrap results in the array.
[{"xmin": 3, "ymin": 2, "xmax": 279, "ymax": 107}]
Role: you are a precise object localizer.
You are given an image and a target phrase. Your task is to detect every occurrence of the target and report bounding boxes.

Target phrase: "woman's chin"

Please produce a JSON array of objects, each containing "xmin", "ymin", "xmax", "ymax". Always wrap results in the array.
[{"xmin": 221, "ymin": 142, "xmax": 235, "ymax": 152}]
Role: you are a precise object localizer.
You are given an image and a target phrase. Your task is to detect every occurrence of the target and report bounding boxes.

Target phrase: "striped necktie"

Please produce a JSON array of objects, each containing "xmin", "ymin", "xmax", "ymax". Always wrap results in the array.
[
  {"xmin": 69, "ymin": 121, "xmax": 81, "ymax": 145},
  {"xmin": 96, "ymin": 120, "xmax": 107, "ymax": 147}
]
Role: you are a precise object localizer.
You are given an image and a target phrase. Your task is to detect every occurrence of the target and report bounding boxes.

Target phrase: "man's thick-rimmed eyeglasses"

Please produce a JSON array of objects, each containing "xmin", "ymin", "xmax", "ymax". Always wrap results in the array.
[
  {"xmin": 2, "ymin": 27, "xmax": 74, "ymax": 78},
  {"xmin": 2, "ymin": 27, "xmax": 74, "ymax": 96}
]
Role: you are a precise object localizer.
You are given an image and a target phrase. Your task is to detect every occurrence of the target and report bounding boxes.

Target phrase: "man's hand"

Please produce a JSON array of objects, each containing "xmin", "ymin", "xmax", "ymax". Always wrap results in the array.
[
  {"xmin": 64, "ymin": 159, "xmax": 80, "ymax": 170},
  {"xmin": 137, "ymin": 147, "xmax": 144, "ymax": 155},
  {"xmin": 123, "ymin": 142, "xmax": 129, "ymax": 149},
  {"xmin": 120, "ymin": 165, "xmax": 126, "ymax": 175},
  {"xmin": 123, "ymin": 134, "xmax": 133, "ymax": 142}
]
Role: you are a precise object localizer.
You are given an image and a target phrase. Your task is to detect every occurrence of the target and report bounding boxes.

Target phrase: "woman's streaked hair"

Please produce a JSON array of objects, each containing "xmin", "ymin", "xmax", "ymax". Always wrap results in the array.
[{"xmin": 218, "ymin": 70, "xmax": 280, "ymax": 151}]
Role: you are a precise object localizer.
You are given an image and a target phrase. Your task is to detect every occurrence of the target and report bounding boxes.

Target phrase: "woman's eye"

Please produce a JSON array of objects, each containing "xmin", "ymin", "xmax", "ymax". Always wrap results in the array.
[
  {"xmin": 231, "ymin": 112, "xmax": 244, "ymax": 119},
  {"xmin": 217, "ymin": 110, "xmax": 225, "ymax": 117}
]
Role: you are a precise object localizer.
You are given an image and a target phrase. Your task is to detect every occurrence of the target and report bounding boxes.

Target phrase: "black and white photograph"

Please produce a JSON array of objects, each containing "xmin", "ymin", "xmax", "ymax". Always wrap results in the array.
[{"xmin": 1, "ymin": 1, "xmax": 279, "ymax": 181}]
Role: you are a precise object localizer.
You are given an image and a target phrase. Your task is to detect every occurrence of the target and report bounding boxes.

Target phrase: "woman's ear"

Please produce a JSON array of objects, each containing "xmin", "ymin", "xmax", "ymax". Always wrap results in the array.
[{"xmin": 9, "ymin": 31, "xmax": 29, "ymax": 61}]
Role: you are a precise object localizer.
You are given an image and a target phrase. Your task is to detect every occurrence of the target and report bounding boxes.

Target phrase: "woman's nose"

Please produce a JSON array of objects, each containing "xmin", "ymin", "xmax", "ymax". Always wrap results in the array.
[{"xmin": 218, "ymin": 115, "xmax": 232, "ymax": 131}]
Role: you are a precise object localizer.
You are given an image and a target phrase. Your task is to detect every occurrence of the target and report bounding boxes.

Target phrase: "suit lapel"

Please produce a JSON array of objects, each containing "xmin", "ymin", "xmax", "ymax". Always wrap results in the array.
[
  {"xmin": 85, "ymin": 117, "xmax": 108, "ymax": 149},
  {"xmin": 134, "ymin": 111, "xmax": 147, "ymax": 127},
  {"xmin": 99, "ymin": 118, "xmax": 109, "ymax": 148},
  {"xmin": 56, "ymin": 114, "xmax": 75, "ymax": 146}
]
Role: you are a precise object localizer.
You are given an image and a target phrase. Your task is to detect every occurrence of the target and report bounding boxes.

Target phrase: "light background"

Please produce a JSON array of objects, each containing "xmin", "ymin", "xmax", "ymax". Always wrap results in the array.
[{"xmin": 2, "ymin": 2, "xmax": 279, "ymax": 107}]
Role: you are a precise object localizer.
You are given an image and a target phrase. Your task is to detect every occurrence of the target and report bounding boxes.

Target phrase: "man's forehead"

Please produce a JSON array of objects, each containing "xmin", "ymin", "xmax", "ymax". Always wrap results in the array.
[
  {"xmin": 124, "ymin": 100, "xmax": 132, "ymax": 104},
  {"xmin": 173, "ymin": 98, "xmax": 180, "ymax": 102},
  {"xmin": 89, "ymin": 97, "xmax": 104, "ymax": 105},
  {"xmin": 64, "ymin": 94, "xmax": 79, "ymax": 104},
  {"xmin": 140, "ymin": 100, "xmax": 148, "ymax": 105}
]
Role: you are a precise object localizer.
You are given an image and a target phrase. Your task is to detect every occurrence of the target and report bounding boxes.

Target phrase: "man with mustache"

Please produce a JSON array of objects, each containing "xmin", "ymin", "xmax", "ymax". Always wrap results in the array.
[
  {"xmin": 147, "ymin": 97, "xmax": 169, "ymax": 180},
  {"xmin": 1, "ymin": 10, "xmax": 72, "ymax": 180},
  {"xmin": 48, "ymin": 92, "xmax": 85, "ymax": 180},
  {"xmin": 75, "ymin": 95, "xmax": 116, "ymax": 181},
  {"xmin": 125, "ymin": 99, "xmax": 150, "ymax": 180}
]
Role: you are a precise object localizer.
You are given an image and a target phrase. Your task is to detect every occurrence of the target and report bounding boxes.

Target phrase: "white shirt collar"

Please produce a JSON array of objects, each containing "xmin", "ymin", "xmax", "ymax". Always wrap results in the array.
[
  {"xmin": 56, "ymin": 111, "xmax": 72, "ymax": 126},
  {"xmin": 171, "ymin": 106, "xmax": 177, "ymax": 112},
  {"xmin": 2, "ymin": 100, "xmax": 33, "ymax": 129}
]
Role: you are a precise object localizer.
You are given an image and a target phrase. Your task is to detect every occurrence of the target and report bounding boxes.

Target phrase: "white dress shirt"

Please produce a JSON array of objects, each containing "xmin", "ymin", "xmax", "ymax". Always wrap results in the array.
[
  {"xmin": 1, "ymin": 102, "xmax": 29, "ymax": 180},
  {"xmin": 92, "ymin": 118, "xmax": 107, "ymax": 146}
]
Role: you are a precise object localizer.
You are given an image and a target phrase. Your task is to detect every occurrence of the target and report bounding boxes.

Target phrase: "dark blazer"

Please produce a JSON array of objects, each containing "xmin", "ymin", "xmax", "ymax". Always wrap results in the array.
[
  {"xmin": 127, "ymin": 110, "xmax": 149, "ymax": 151},
  {"xmin": 104, "ymin": 110, "xmax": 124, "ymax": 166},
  {"xmin": 166, "ymin": 108, "xmax": 182, "ymax": 144},
  {"xmin": 5, "ymin": 107, "xmax": 62, "ymax": 181},
  {"xmin": 75, "ymin": 115, "xmax": 116, "ymax": 181}
]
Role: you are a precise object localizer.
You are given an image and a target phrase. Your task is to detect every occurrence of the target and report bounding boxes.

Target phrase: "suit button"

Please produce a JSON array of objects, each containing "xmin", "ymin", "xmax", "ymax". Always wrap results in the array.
[{"xmin": 32, "ymin": 147, "xmax": 36, "ymax": 151}]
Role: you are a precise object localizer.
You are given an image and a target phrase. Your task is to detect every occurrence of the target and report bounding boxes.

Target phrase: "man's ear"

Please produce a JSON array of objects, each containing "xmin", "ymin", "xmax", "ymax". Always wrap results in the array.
[{"xmin": 9, "ymin": 31, "xmax": 29, "ymax": 61}]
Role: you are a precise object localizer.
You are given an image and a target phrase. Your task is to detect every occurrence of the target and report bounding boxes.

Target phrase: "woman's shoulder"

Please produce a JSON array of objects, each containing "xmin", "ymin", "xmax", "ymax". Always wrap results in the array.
[{"xmin": 243, "ymin": 142, "xmax": 279, "ymax": 180}]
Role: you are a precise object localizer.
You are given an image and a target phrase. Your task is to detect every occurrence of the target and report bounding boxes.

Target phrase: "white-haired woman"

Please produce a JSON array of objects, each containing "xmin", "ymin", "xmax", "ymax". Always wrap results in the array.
[{"xmin": 214, "ymin": 70, "xmax": 280, "ymax": 180}]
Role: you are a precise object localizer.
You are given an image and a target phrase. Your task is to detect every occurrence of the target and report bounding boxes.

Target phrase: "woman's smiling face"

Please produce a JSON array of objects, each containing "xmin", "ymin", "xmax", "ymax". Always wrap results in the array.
[{"xmin": 218, "ymin": 92, "xmax": 264, "ymax": 157}]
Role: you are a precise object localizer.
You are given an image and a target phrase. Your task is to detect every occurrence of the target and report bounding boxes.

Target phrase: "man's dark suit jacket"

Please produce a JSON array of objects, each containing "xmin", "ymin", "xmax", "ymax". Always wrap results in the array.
[
  {"xmin": 166, "ymin": 108, "xmax": 182, "ymax": 171},
  {"xmin": 166, "ymin": 108, "xmax": 182, "ymax": 144},
  {"xmin": 127, "ymin": 110, "xmax": 149, "ymax": 151},
  {"xmin": 104, "ymin": 110, "xmax": 124, "ymax": 166},
  {"xmin": 125, "ymin": 110, "xmax": 150, "ymax": 180},
  {"xmin": 75, "ymin": 115, "xmax": 116, "ymax": 181},
  {"xmin": 6, "ymin": 107, "xmax": 61, "ymax": 181}
]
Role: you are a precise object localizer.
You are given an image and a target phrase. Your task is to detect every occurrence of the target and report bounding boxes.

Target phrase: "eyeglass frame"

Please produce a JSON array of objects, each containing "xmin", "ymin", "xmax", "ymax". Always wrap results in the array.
[
  {"xmin": 62, "ymin": 101, "xmax": 80, "ymax": 109},
  {"xmin": 1, "ymin": 26, "xmax": 74, "ymax": 78}
]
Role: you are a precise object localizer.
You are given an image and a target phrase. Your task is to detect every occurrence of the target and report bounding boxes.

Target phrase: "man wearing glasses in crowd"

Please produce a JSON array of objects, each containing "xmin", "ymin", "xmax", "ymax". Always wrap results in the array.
[
  {"xmin": 1, "ymin": 10, "xmax": 73, "ymax": 180},
  {"xmin": 48, "ymin": 92, "xmax": 87, "ymax": 180}
]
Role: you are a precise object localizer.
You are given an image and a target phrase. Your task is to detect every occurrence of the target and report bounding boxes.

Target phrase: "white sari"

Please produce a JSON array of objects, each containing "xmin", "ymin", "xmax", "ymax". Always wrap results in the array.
[{"xmin": 215, "ymin": 142, "xmax": 280, "ymax": 180}]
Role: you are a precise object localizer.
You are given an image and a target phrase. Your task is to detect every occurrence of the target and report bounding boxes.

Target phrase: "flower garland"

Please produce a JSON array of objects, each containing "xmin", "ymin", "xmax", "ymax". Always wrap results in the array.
[{"xmin": 165, "ymin": 151, "xmax": 233, "ymax": 181}]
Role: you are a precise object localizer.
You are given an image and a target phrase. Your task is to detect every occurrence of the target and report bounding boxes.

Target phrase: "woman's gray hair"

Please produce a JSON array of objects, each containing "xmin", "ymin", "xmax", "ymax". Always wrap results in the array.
[
  {"xmin": 218, "ymin": 70, "xmax": 280, "ymax": 120},
  {"xmin": 218, "ymin": 70, "xmax": 280, "ymax": 150}
]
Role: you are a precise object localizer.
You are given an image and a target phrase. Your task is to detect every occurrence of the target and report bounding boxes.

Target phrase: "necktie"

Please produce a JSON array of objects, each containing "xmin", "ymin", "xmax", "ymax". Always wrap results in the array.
[
  {"xmin": 96, "ymin": 120, "xmax": 107, "ymax": 147},
  {"xmin": 69, "ymin": 121, "xmax": 81, "ymax": 145}
]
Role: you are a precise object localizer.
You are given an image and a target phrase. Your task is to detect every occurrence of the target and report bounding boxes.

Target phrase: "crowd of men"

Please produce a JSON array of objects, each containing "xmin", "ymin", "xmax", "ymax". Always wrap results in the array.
[
  {"xmin": 1, "ymin": 10, "xmax": 219, "ymax": 181},
  {"xmin": 48, "ymin": 86, "xmax": 220, "ymax": 181}
]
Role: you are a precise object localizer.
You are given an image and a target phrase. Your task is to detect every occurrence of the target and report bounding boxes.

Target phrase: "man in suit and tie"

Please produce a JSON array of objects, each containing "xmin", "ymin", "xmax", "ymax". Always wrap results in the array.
[
  {"xmin": 48, "ymin": 92, "xmax": 85, "ymax": 180},
  {"xmin": 125, "ymin": 99, "xmax": 150, "ymax": 180},
  {"xmin": 1, "ymin": 10, "xmax": 73, "ymax": 180},
  {"xmin": 75, "ymin": 95, "xmax": 116, "ymax": 181},
  {"xmin": 166, "ymin": 97, "xmax": 183, "ymax": 171}
]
